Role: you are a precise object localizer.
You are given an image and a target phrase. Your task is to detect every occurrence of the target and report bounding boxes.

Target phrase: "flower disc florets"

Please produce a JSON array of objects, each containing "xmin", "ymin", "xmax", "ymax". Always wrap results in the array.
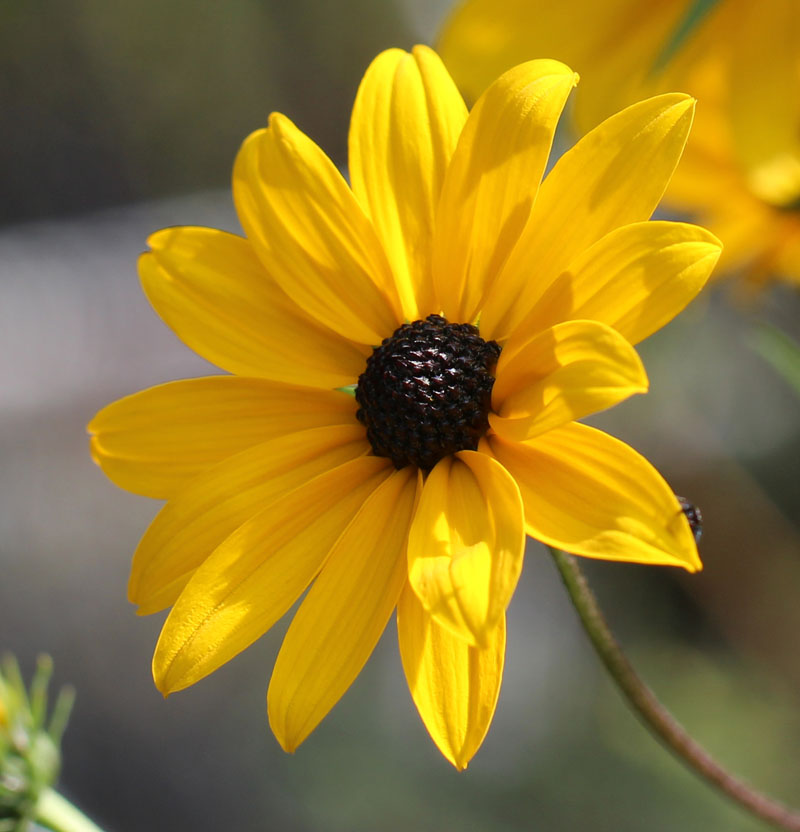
[{"xmin": 355, "ymin": 315, "xmax": 501, "ymax": 470}]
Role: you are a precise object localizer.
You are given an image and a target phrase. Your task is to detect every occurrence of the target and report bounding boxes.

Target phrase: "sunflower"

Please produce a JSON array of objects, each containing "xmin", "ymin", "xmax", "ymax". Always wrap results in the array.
[
  {"xmin": 89, "ymin": 46, "xmax": 720, "ymax": 769},
  {"xmin": 439, "ymin": 0, "xmax": 800, "ymax": 288}
]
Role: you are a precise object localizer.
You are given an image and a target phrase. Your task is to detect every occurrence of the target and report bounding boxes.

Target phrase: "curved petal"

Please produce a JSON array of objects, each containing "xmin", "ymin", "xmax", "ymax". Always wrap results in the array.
[
  {"xmin": 490, "ymin": 320, "xmax": 648, "ymax": 442},
  {"xmin": 88, "ymin": 378, "xmax": 359, "ymax": 499},
  {"xmin": 233, "ymin": 117, "xmax": 403, "ymax": 345},
  {"xmin": 268, "ymin": 466, "xmax": 421, "ymax": 752},
  {"xmin": 152, "ymin": 456, "xmax": 393, "ymax": 694},
  {"xmin": 433, "ymin": 59, "xmax": 577, "ymax": 323},
  {"xmin": 397, "ymin": 582, "xmax": 505, "ymax": 770},
  {"xmin": 505, "ymin": 221, "xmax": 721, "ymax": 349},
  {"xmin": 483, "ymin": 424, "xmax": 701, "ymax": 571},
  {"xmin": 481, "ymin": 94, "xmax": 696, "ymax": 340},
  {"xmin": 129, "ymin": 424, "xmax": 371, "ymax": 614},
  {"xmin": 139, "ymin": 227, "xmax": 369, "ymax": 386},
  {"xmin": 407, "ymin": 451, "xmax": 524, "ymax": 647},
  {"xmin": 349, "ymin": 46, "xmax": 467, "ymax": 319}
]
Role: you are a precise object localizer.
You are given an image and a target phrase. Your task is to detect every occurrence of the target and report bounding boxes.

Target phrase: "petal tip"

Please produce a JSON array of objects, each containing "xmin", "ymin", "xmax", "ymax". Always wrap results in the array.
[
  {"xmin": 152, "ymin": 646, "xmax": 185, "ymax": 698},
  {"xmin": 153, "ymin": 669, "xmax": 184, "ymax": 698},
  {"xmin": 87, "ymin": 436, "xmax": 101, "ymax": 465},
  {"xmin": 268, "ymin": 707, "xmax": 300, "ymax": 754},
  {"xmin": 683, "ymin": 553, "xmax": 703, "ymax": 574},
  {"xmin": 529, "ymin": 58, "xmax": 575, "ymax": 77},
  {"xmin": 153, "ymin": 670, "xmax": 171, "ymax": 698},
  {"xmin": 446, "ymin": 743, "xmax": 479, "ymax": 771},
  {"xmin": 275, "ymin": 733, "xmax": 297, "ymax": 754},
  {"xmin": 137, "ymin": 249, "xmax": 154, "ymax": 273},
  {"xmin": 670, "ymin": 94, "xmax": 696, "ymax": 116},
  {"xmin": 266, "ymin": 111, "xmax": 291, "ymax": 135},
  {"xmin": 129, "ymin": 590, "xmax": 164, "ymax": 617},
  {"xmin": 701, "ymin": 239, "xmax": 724, "ymax": 263},
  {"xmin": 642, "ymin": 92, "xmax": 695, "ymax": 121},
  {"xmin": 411, "ymin": 43, "xmax": 434, "ymax": 60},
  {"xmin": 86, "ymin": 412, "xmax": 101, "ymax": 436},
  {"xmin": 143, "ymin": 231, "xmax": 163, "ymax": 251}
]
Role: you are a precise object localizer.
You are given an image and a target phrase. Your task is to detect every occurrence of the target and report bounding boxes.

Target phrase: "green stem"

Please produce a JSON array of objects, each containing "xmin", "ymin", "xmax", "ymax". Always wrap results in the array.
[
  {"xmin": 35, "ymin": 789, "xmax": 106, "ymax": 832},
  {"xmin": 549, "ymin": 548, "xmax": 800, "ymax": 832}
]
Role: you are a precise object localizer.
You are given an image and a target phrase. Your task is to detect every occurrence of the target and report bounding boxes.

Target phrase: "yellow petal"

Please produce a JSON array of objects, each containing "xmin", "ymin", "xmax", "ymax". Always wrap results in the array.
[
  {"xmin": 152, "ymin": 456, "xmax": 393, "ymax": 694},
  {"xmin": 505, "ymin": 221, "xmax": 721, "ymax": 349},
  {"xmin": 397, "ymin": 582, "xmax": 505, "ymax": 770},
  {"xmin": 773, "ymin": 221, "xmax": 800, "ymax": 287},
  {"xmin": 267, "ymin": 466, "xmax": 422, "ymax": 752},
  {"xmin": 480, "ymin": 94, "xmax": 695, "ymax": 340},
  {"xmin": 728, "ymin": 0, "xmax": 800, "ymax": 206},
  {"xmin": 490, "ymin": 320, "xmax": 648, "ymax": 443},
  {"xmin": 662, "ymin": 54, "xmax": 738, "ymax": 214},
  {"xmin": 438, "ymin": 0, "xmax": 699, "ymax": 133},
  {"xmin": 407, "ymin": 451, "xmax": 524, "ymax": 647},
  {"xmin": 232, "ymin": 116, "xmax": 403, "ymax": 345},
  {"xmin": 483, "ymin": 424, "xmax": 701, "ymax": 571},
  {"xmin": 130, "ymin": 424, "xmax": 370, "ymax": 614},
  {"xmin": 88, "ymin": 378, "xmax": 358, "ymax": 499},
  {"xmin": 433, "ymin": 59, "xmax": 577, "ymax": 323},
  {"xmin": 349, "ymin": 46, "xmax": 468, "ymax": 319},
  {"xmin": 140, "ymin": 227, "xmax": 369, "ymax": 386},
  {"xmin": 268, "ymin": 466, "xmax": 421, "ymax": 752}
]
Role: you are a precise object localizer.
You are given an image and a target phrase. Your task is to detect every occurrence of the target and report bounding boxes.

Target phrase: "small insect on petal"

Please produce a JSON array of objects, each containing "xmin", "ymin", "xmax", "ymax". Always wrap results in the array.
[{"xmin": 676, "ymin": 495, "xmax": 703, "ymax": 543}]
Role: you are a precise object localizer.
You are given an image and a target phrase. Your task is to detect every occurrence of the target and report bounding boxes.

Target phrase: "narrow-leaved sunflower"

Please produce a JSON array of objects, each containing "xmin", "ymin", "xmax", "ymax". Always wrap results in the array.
[
  {"xmin": 439, "ymin": 0, "xmax": 799, "ymax": 287},
  {"xmin": 89, "ymin": 46, "xmax": 721, "ymax": 769}
]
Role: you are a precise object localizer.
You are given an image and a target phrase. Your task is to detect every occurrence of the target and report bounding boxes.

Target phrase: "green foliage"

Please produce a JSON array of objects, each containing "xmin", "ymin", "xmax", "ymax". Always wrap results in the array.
[
  {"xmin": 650, "ymin": 0, "xmax": 722, "ymax": 74},
  {"xmin": 0, "ymin": 656, "xmax": 74, "ymax": 832},
  {"xmin": 750, "ymin": 323, "xmax": 800, "ymax": 398}
]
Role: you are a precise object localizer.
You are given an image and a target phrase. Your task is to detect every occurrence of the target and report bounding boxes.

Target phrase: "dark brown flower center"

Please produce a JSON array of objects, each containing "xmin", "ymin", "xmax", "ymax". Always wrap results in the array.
[{"xmin": 355, "ymin": 315, "xmax": 501, "ymax": 470}]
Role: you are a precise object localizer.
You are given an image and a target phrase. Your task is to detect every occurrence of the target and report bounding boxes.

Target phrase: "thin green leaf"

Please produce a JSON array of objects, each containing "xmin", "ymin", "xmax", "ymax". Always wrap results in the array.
[
  {"xmin": 750, "ymin": 323, "xmax": 800, "ymax": 398},
  {"xmin": 650, "ymin": 0, "xmax": 721, "ymax": 75},
  {"xmin": 29, "ymin": 656, "xmax": 53, "ymax": 732},
  {"xmin": 47, "ymin": 687, "xmax": 76, "ymax": 745}
]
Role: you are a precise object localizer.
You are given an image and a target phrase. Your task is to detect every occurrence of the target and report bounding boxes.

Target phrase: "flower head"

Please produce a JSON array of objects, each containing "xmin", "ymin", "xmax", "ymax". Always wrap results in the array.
[
  {"xmin": 89, "ymin": 46, "xmax": 720, "ymax": 768},
  {"xmin": 439, "ymin": 0, "xmax": 800, "ymax": 288}
]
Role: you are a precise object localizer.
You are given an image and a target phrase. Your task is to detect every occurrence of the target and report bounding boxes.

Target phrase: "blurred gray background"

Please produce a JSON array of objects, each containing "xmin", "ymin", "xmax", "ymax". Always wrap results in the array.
[{"xmin": 2, "ymin": 1, "xmax": 799, "ymax": 830}]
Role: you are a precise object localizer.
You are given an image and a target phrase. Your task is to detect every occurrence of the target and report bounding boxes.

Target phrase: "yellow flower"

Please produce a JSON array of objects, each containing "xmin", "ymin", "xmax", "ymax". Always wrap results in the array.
[
  {"xmin": 439, "ymin": 0, "xmax": 800, "ymax": 287},
  {"xmin": 89, "ymin": 46, "xmax": 719, "ymax": 769}
]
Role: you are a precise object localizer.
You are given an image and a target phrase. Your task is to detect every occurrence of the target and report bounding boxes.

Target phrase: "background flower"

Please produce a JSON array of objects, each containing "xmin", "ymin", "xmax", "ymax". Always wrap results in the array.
[{"xmin": 439, "ymin": 0, "xmax": 800, "ymax": 287}]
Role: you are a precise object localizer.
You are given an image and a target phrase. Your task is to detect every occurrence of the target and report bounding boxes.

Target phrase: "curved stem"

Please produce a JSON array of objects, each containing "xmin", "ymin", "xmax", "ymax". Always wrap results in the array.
[
  {"xmin": 549, "ymin": 547, "xmax": 800, "ymax": 831},
  {"xmin": 35, "ymin": 789, "xmax": 106, "ymax": 832}
]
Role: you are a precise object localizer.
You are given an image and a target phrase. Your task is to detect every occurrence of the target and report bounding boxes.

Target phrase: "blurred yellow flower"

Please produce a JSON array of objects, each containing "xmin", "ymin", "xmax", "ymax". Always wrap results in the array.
[
  {"xmin": 89, "ymin": 46, "xmax": 718, "ymax": 768},
  {"xmin": 439, "ymin": 0, "xmax": 800, "ymax": 287}
]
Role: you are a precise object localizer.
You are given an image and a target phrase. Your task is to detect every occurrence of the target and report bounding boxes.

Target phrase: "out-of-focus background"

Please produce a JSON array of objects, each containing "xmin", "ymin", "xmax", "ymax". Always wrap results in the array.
[{"xmin": 2, "ymin": 1, "xmax": 799, "ymax": 830}]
